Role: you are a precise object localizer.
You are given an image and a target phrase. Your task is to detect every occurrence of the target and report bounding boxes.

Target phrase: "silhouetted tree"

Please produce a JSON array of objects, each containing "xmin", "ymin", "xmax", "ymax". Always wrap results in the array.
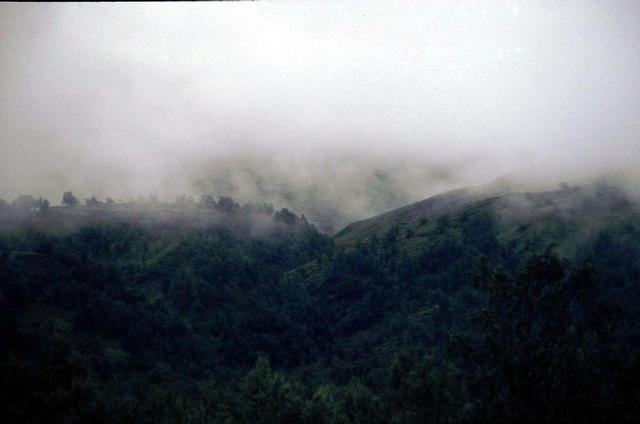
[
  {"xmin": 38, "ymin": 197, "xmax": 50, "ymax": 214},
  {"xmin": 274, "ymin": 208, "xmax": 297, "ymax": 226},
  {"xmin": 198, "ymin": 194, "xmax": 217, "ymax": 209},
  {"xmin": 217, "ymin": 196, "xmax": 239, "ymax": 213},
  {"xmin": 86, "ymin": 196, "xmax": 100, "ymax": 207},
  {"xmin": 62, "ymin": 191, "xmax": 79, "ymax": 207}
]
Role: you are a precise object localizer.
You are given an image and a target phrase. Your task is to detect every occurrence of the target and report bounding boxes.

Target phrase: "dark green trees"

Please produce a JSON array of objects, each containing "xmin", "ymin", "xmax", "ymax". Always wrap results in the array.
[
  {"xmin": 470, "ymin": 250, "xmax": 636, "ymax": 421},
  {"xmin": 2, "ymin": 190, "xmax": 640, "ymax": 422}
]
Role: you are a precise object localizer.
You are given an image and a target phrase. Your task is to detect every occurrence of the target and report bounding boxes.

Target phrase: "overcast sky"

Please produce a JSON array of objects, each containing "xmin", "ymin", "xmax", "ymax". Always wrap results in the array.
[{"xmin": 1, "ymin": 1, "xmax": 640, "ymax": 209}]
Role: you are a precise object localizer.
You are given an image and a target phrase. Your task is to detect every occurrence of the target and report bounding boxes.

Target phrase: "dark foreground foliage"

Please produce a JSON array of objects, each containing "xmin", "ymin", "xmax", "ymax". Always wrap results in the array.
[{"xmin": 1, "ymin": 198, "xmax": 640, "ymax": 422}]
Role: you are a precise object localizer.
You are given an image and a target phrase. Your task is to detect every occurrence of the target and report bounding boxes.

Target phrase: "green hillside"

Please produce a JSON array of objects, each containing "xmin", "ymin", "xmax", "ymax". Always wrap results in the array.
[{"xmin": 1, "ymin": 184, "xmax": 640, "ymax": 422}]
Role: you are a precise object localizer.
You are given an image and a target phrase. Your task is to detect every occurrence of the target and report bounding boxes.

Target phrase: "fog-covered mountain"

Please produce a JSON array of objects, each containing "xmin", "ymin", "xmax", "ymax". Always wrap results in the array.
[{"xmin": 2, "ymin": 181, "xmax": 640, "ymax": 422}]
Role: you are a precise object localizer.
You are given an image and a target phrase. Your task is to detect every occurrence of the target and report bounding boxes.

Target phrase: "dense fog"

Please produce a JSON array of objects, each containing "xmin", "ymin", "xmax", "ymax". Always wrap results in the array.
[{"xmin": 2, "ymin": 1, "xmax": 640, "ymax": 230}]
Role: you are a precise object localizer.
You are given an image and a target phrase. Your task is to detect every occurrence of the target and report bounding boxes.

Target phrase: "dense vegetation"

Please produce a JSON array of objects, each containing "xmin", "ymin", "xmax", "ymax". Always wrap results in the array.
[{"xmin": 1, "ymin": 185, "xmax": 639, "ymax": 422}]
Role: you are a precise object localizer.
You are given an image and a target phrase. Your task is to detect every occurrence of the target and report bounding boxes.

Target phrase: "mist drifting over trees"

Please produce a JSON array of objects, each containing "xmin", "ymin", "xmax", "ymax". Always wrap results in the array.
[{"xmin": 2, "ymin": 2, "xmax": 640, "ymax": 229}]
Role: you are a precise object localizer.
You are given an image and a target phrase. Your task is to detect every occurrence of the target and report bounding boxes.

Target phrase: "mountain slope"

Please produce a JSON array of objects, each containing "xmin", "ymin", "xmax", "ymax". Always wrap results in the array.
[
  {"xmin": 2, "ymin": 182, "xmax": 640, "ymax": 422},
  {"xmin": 334, "ymin": 181, "xmax": 637, "ymax": 248}
]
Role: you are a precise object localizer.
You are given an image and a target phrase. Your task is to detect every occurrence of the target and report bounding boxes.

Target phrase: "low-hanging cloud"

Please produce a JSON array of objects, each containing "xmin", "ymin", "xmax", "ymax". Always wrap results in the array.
[{"xmin": 1, "ymin": 1, "xmax": 640, "ymax": 231}]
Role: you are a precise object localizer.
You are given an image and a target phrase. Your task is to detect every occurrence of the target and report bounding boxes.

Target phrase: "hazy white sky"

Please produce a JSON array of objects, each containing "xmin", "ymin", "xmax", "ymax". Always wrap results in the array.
[{"xmin": 1, "ymin": 1, "xmax": 640, "ymax": 205}]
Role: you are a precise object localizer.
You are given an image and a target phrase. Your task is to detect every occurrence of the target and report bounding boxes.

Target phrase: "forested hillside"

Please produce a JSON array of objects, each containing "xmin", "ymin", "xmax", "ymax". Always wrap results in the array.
[{"xmin": 1, "ymin": 184, "xmax": 640, "ymax": 422}]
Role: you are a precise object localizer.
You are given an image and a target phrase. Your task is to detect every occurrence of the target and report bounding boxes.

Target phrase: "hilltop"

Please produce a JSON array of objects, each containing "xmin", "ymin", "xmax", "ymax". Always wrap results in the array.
[
  {"xmin": 335, "ymin": 180, "xmax": 637, "ymax": 250},
  {"xmin": 0, "ymin": 194, "xmax": 314, "ymax": 238}
]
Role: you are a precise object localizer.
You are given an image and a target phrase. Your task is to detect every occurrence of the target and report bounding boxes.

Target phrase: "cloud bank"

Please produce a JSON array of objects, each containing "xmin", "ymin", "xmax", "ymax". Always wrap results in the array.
[{"xmin": 1, "ymin": 1, "xmax": 639, "ymax": 230}]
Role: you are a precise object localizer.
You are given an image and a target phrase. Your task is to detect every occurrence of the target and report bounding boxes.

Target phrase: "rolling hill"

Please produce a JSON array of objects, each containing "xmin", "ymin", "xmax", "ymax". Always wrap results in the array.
[{"xmin": 1, "ymin": 181, "xmax": 639, "ymax": 422}]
